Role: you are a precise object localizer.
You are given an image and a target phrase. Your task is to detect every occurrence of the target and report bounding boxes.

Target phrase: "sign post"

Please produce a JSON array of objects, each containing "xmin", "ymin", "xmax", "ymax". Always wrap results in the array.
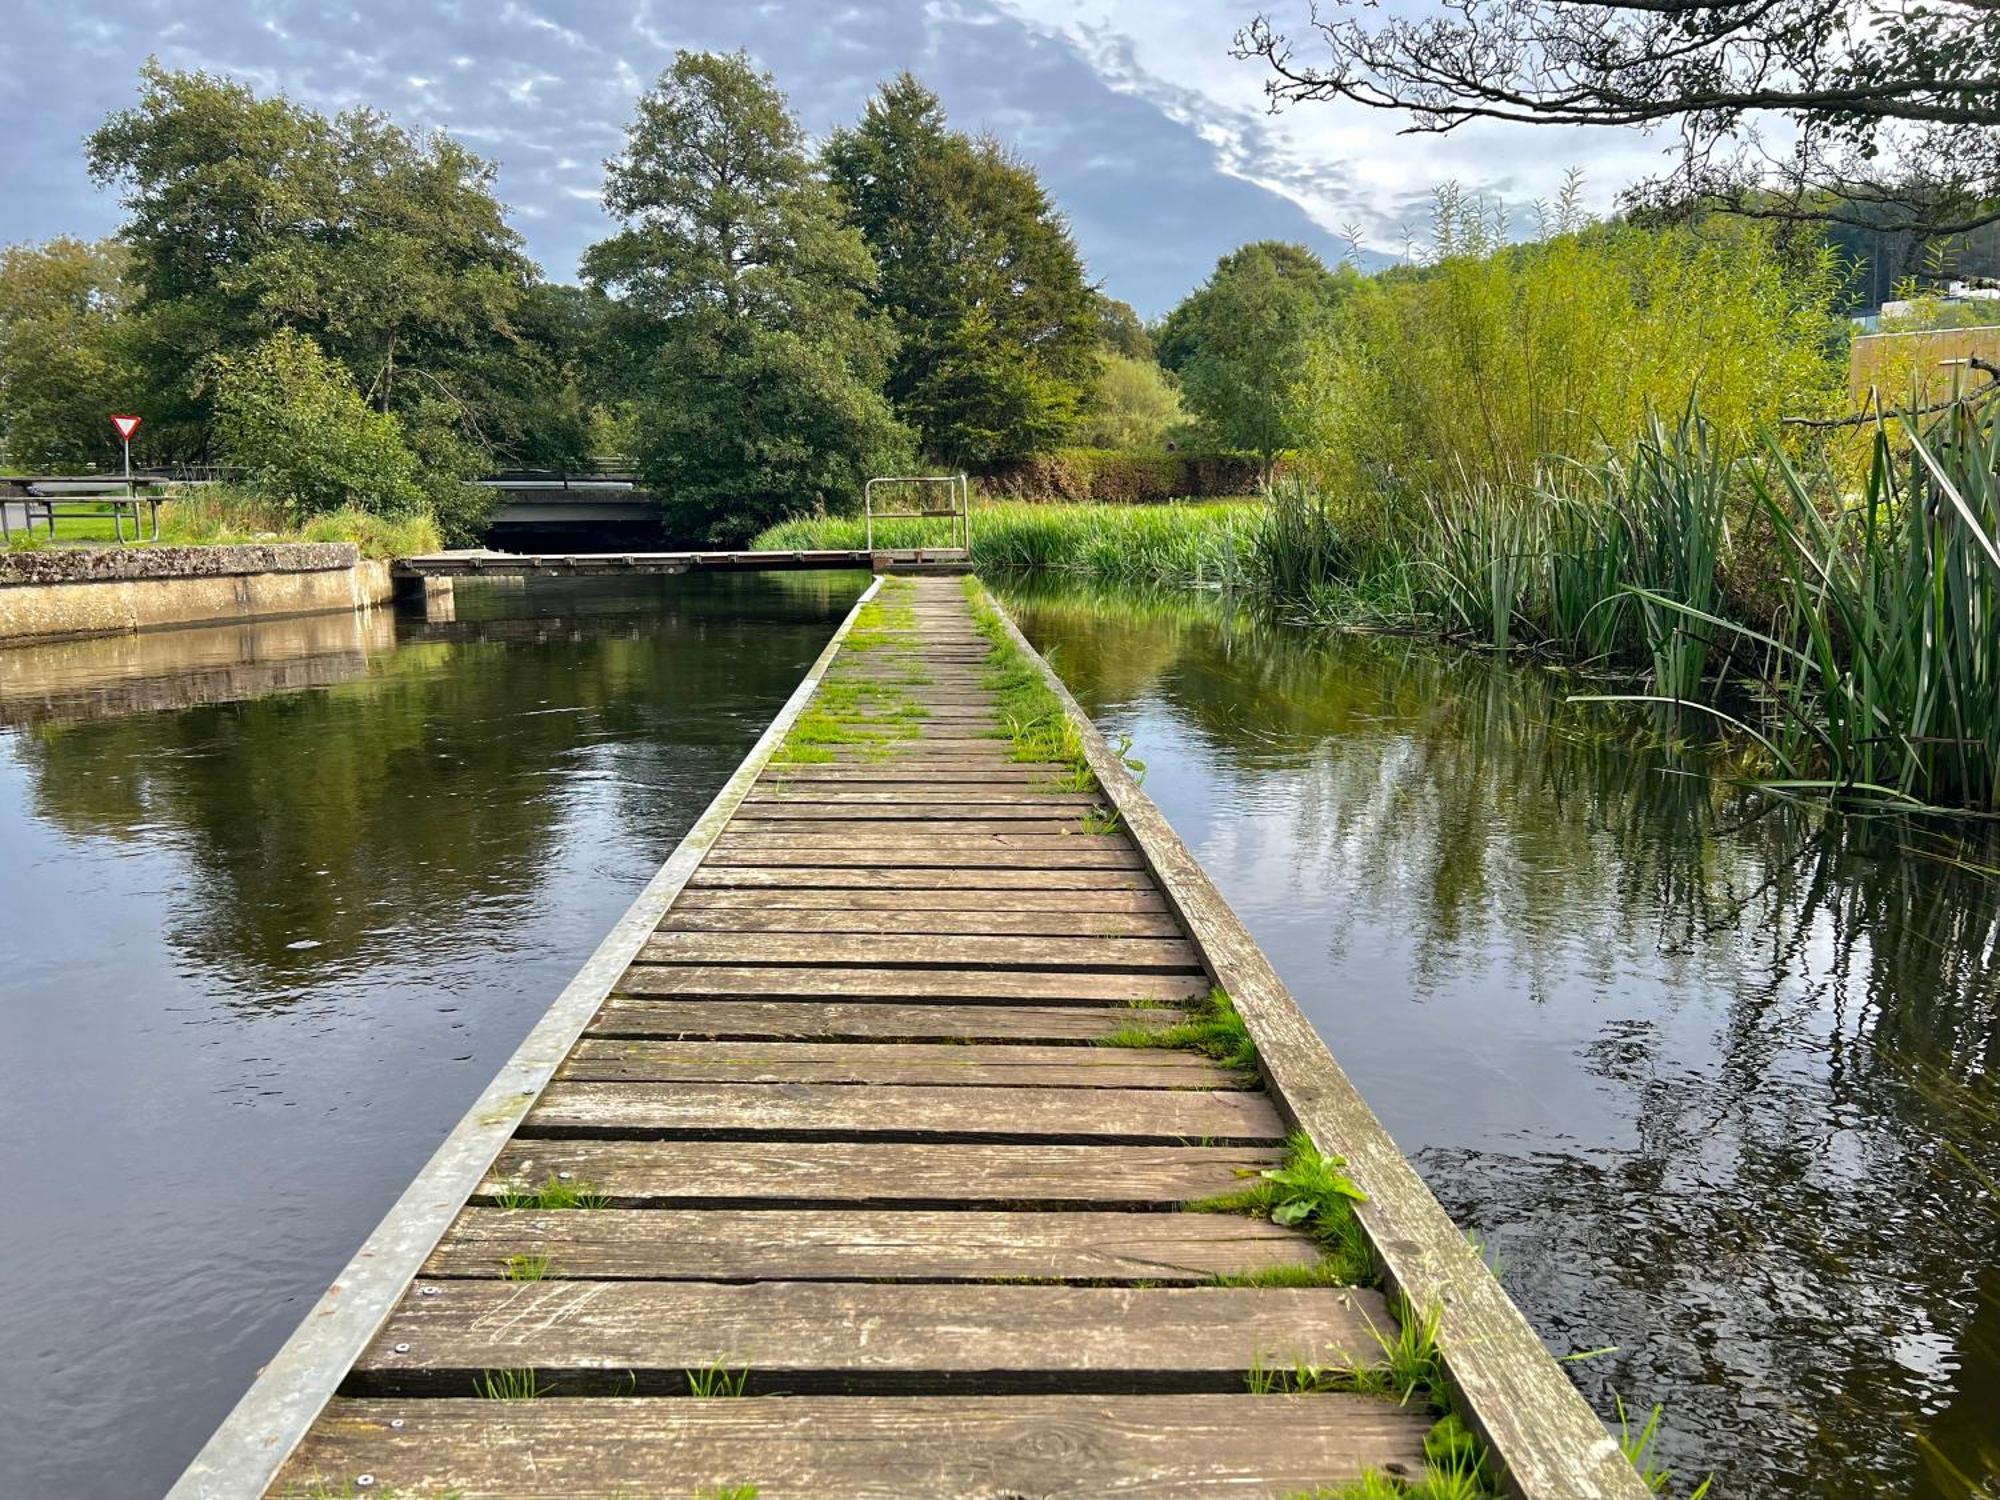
[{"xmin": 110, "ymin": 415, "xmax": 143, "ymax": 542}]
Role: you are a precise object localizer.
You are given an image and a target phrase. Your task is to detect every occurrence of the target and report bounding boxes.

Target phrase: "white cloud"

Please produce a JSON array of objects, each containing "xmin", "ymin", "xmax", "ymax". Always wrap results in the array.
[{"xmin": 991, "ymin": 0, "xmax": 1670, "ymax": 252}]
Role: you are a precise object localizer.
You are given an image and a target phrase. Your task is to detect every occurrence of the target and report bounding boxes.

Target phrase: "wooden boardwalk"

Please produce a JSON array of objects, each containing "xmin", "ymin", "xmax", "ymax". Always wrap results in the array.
[{"xmin": 174, "ymin": 575, "xmax": 1648, "ymax": 1500}]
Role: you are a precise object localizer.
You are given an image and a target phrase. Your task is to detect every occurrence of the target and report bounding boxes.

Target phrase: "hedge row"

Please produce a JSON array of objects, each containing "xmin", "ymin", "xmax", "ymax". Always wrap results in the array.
[{"xmin": 972, "ymin": 448, "xmax": 1272, "ymax": 503}]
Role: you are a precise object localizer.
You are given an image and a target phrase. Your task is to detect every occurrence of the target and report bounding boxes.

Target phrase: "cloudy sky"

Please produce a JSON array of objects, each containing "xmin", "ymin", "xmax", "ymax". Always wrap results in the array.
[{"xmin": 3, "ymin": 0, "xmax": 1672, "ymax": 316}]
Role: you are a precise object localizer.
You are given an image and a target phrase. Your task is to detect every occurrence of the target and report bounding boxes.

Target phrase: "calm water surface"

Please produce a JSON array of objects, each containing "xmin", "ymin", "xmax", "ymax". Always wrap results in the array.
[
  {"xmin": 1000, "ymin": 576, "xmax": 2000, "ymax": 1500},
  {"xmin": 0, "ymin": 572, "xmax": 864, "ymax": 1500},
  {"xmin": 4, "ymin": 571, "xmax": 1995, "ymax": 1500}
]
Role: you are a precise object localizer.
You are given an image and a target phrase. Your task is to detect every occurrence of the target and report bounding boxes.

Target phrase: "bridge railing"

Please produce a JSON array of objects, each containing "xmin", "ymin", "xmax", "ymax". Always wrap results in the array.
[{"xmin": 863, "ymin": 474, "xmax": 970, "ymax": 554}]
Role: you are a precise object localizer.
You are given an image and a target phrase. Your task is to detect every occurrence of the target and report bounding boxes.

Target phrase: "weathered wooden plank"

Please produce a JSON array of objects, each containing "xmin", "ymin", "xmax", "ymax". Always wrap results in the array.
[
  {"xmin": 636, "ymin": 932, "xmax": 1201, "ymax": 972},
  {"xmin": 733, "ymin": 801, "xmax": 1104, "ymax": 819},
  {"xmin": 276, "ymin": 1394, "xmax": 1432, "ymax": 1500},
  {"xmin": 740, "ymin": 791, "xmax": 1099, "ymax": 806},
  {"xmin": 480, "ymin": 1140, "xmax": 1283, "ymax": 1208},
  {"xmin": 702, "ymin": 846, "xmax": 1146, "ymax": 869},
  {"xmin": 424, "ymin": 1207, "xmax": 1318, "ymax": 1281},
  {"xmin": 670, "ymin": 887, "xmax": 1170, "ymax": 912},
  {"xmin": 527, "ymin": 1080, "xmax": 1284, "ymax": 1142},
  {"xmin": 559, "ymin": 1039, "xmax": 1238, "ymax": 1087},
  {"xmin": 657, "ymin": 907, "xmax": 1183, "ymax": 937},
  {"xmin": 713, "ymin": 831, "xmax": 1129, "ymax": 847},
  {"xmin": 616, "ymin": 965, "xmax": 1210, "ymax": 1003},
  {"xmin": 763, "ymin": 766, "xmax": 1066, "ymax": 781},
  {"xmin": 685, "ymin": 867, "xmax": 1156, "ymax": 890},
  {"xmin": 587, "ymin": 998, "xmax": 1190, "ymax": 1042},
  {"xmin": 352, "ymin": 1281, "xmax": 1392, "ymax": 1393}
]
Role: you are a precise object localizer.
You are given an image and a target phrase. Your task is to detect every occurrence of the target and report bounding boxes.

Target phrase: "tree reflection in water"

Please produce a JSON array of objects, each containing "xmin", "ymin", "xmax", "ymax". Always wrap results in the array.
[{"xmin": 1002, "ymin": 574, "xmax": 1999, "ymax": 1500}]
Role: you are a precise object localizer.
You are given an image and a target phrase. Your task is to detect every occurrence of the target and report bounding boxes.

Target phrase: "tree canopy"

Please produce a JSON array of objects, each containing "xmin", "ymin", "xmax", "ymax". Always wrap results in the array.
[
  {"xmin": 1157, "ymin": 242, "xmax": 1355, "ymax": 472},
  {"xmin": 584, "ymin": 51, "xmax": 909, "ymax": 543},
  {"xmin": 85, "ymin": 61, "xmax": 557, "ymax": 481},
  {"xmin": 0, "ymin": 237, "xmax": 140, "ymax": 469},
  {"xmin": 1238, "ymin": 0, "xmax": 2000, "ymax": 241},
  {"xmin": 824, "ymin": 74, "xmax": 1099, "ymax": 467}
]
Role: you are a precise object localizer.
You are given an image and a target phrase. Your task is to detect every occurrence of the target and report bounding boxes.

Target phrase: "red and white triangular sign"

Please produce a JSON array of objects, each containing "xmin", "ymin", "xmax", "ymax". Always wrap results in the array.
[{"xmin": 110, "ymin": 414, "xmax": 142, "ymax": 441}]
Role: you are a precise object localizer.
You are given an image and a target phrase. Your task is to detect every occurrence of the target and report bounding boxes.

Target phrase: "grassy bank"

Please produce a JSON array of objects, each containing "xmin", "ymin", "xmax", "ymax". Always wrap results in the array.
[
  {"xmin": 6, "ymin": 486, "xmax": 441, "ymax": 559},
  {"xmin": 766, "ymin": 394, "xmax": 2000, "ymax": 814},
  {"xmin": 755, "ymin": 501, "xmax": 1266, "ymax": 586}
]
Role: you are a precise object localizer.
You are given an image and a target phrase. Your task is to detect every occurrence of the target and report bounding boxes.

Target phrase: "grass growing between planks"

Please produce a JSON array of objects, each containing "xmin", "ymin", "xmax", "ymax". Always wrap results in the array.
[
  {"xmin": 474, "ymin": 1368, "xmax": 542, "ymax": 1400},
  {"xmin": 685, "ymin": 1361, "xmax": 751, "ymax": 1397},
  {"xmin": 490, "ymin": 1173, "xmax": 610, "ymax": 1209},
  {"xmin": 1104, "ymin": 988, "xmax": 1257, "ymax": 1075},
  {"xmin": 501, "ymin": 1252, "xmax": 551, "ymax": 1280},
  {"xmin": 1190, "ymin": 1131, "xmax": 1373, "ymax": 1287},
  {"xmin": 773, "ymin": 578, "xmax": 931, "ymax": 766},
  {"xmin": 961, "ymin": 575, "xmax": 1097, "ymax": 790},
  {"xmin": 694, "ymin": 1487, "xmax": 759, "ymax": 1500}
]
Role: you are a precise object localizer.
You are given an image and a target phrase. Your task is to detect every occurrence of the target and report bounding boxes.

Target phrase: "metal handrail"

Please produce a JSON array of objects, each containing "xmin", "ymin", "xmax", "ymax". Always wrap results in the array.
[{"xmin": 863, "ymin": 474, "xmax": 970, "ymax": 553}]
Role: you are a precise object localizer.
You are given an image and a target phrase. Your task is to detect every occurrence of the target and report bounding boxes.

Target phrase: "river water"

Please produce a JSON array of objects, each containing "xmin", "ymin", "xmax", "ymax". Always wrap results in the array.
[
  {"xmin": 0, "ymin": 572, "xmax": 865, "ymax": 1500},
  {"xmin": 1, "ymin": 571, "xmax": 1993, "ymax": 1499},
  {"xmin": 999, "ymin": 577, "xmax": 2000, "ymax": 1500}
]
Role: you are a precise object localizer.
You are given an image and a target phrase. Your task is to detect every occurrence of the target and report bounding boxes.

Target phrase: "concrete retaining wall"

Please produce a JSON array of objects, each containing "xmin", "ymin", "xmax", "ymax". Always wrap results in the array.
[{"xmin": 0, "ymin": 544, "xmax": 396, "ymax": 643}]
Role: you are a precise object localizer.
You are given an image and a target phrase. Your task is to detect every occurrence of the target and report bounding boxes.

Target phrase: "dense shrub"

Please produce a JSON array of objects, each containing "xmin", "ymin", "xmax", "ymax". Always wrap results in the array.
[
  {"xmin": 1295, "ymin": 192, "xmax": 1847, "ymax": 521},
  {"xmin": 974, "ymin": 448, "xmax": 1268, "ymax": 502}
]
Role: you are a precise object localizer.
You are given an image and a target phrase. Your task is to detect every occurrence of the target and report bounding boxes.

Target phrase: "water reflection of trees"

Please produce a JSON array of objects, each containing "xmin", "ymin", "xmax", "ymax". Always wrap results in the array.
[
  {"xmin": 7, "ymin": 572, "xmax": 858, "ymax": 1007},
  {"xmin": 1003, "ymin": 574, "xmax": 2000, "ymax": 1500}
]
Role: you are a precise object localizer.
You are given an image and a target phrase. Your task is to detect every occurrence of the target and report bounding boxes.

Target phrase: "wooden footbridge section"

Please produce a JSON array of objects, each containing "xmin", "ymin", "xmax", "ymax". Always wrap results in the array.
[{"xmin": 172, "ymin": 575, "xmax": 1647, "ymax": 1500}]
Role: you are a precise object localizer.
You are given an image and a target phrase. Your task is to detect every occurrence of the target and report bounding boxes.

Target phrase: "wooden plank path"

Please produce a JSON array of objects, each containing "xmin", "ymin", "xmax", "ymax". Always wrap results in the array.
[{"xmin": 173, "ymin": 574, "xmax": 1648, "ymax": 1500}]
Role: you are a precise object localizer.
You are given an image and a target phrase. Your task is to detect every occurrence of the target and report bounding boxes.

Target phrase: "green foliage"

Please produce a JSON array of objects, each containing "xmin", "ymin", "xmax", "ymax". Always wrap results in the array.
[
  {"xmin": 1626, "ymin": 400, "xmax": 2000, "ymax": 811},
  {"xmin": 1103, "ymin": 988, "xmax": 1259, "ymax": 1074},
  {"xmin": 686, "ymin": 1361, "xmax": 751, "ymax": 1398},
  {"xmin": 1617, "ymin": 1397, "xmax": 1715, "ymax": 1498},
  {"xmin": 1094, "ymin": 293, "xmax": 1154, "ymax": 360},
  {"xmin": 825, "ymin": 74, "xmax": 1098, "ymax": 465},
  {"xmin": 87, "ymin": 62, "xmax": 539, "ymax": 467},
  {"xmin": 976, "ymin": 448, "xmax": 1265, "ymax": 502},
  {"xmin": 0, "ymin": 237, "xmax": 141, "ymax": 469},
  {"xmin": 474, "ymin": 1368, "xmax": 542, "ymax": 1400},
  {"xmin": 1296, "ymin": 188, "xmax": 1845, "ymax": 507},
  {"xmin": 489, "ymin": 1173, "xmax": 611, "ymax": 1210},
  {"xmin": 146, "ymin": 487, "xmax": 440, "ymax": 558},
  {"xmin": 208, "ymin": 329, "xmax": 425, "ymax": 520},
  {"xmin": 1192, "ymin": 1131, "xmax": 1373, "ymax": 1286},
  {"xmin": 586, "ymin": 52, "xmax": 909, "ymax": 543},
  {"xmin": 1159, "ymin": 241, "xmax": 1357, "ymax": 472},
  {"xmin": 1077, "ymin": 352, "xmax": 1187, "ymax": 450},
  {"xmin": 756, "ymin": 501, "xmax": 1268, "ymax": 587}
]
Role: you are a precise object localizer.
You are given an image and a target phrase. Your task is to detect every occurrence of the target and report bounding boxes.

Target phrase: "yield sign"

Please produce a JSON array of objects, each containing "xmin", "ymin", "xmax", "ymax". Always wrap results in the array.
[{"xmin": 110, "ymin": 414, "xmax": 142, "ymax": 441}]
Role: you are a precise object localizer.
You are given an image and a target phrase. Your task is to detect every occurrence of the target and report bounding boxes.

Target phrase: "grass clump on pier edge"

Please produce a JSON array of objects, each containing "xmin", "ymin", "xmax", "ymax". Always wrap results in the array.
[
  {"xmin": 960, "ymin": 575, "xmax": 1096, "ymax": 790},
  {"xmin": 490, "ymin": 1173, "xmax": 610, "ymax": 1209},
  {"xmin": 1104, "ymin": 988, "xmax": 1257, "ymax": 1075},
  {"xmin": 1192, "ymin": 1130, "xmax": 1372, "ymax": 1287},
  {"xmin": 694, "ymin": 1487, "xmax": 759, "ymax": 1500}
]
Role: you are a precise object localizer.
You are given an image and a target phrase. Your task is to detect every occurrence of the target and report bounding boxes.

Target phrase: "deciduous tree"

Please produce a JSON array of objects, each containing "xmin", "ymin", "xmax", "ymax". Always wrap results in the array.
[
  {"xmin": 0, "ymin": 238, "xmax": 140, "ymax": 469},
  {"xmin": 1157, "ymin": 242, "xmax": 1354, "ymax": 475},
  {"xmin": 584, "ymin": 51, "xmax": 908, "ymax": 542},
  {"xmin": 1238, "ymin": 0, "xmax": 2000, "ymax": 241},
  {"xmin": 825, "ymin": 75, "xmax": 1098, "ymax": 466}
]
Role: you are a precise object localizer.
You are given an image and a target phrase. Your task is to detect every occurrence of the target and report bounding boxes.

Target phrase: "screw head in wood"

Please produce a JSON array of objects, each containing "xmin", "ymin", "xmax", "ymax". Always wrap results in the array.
[
  {"xmin": 356, "ymin": 1477, "xmax": 375, "ymax": 1488},
  {"xmin": 392, "ymin": 1342, "xmax": 410, "ymax": 1354}
]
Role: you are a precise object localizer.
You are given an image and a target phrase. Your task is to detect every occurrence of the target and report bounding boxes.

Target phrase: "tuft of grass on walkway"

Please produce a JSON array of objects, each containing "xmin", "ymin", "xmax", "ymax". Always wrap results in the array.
[
  {"xmin": 1190, "ymin": 1131, "xmax": 1372, "ymax": 1286},
  {"xmin": 474, "ymin": 1368, "xmax": 542, "ymax": 1400},
  {"xmin": 501, "ymin": 1253, "xmax": 552, "ymax": 1280},
  {"xmin": 1102, "ymin": 987, "xmax": 1257, "ymax": 1075},
  {"xmin": 490, "ymin": 1173, "xmax": 610, "ymax": 1210},
  {"xmin": 686, "ymin": 1360, "xmax": 751, "ymax": 1397}
]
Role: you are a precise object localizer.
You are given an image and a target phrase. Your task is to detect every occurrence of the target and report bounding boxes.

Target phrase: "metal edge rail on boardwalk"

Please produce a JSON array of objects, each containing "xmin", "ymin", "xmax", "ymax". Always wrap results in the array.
[{"xmin": 171, "ymin": 572, "xmax": 1649, "ymax": 1500}]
